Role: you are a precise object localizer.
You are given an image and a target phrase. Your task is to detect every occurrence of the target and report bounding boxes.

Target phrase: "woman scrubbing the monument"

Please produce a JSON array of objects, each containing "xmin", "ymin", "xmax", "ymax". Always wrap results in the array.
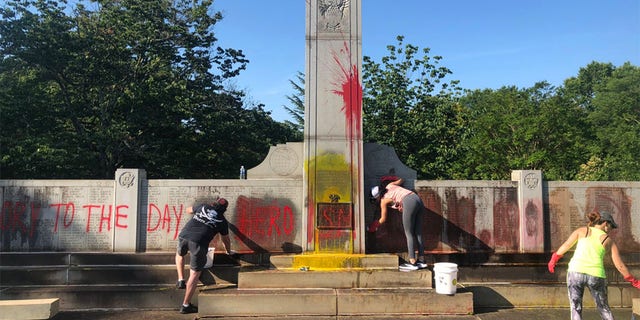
[
  {"xmin": 369, "ymin": 178, "xmax": 428, "ymax": 271},
  {"xmin": 548, "ymin": 210, "xmax": 640, "ymax": 319}
]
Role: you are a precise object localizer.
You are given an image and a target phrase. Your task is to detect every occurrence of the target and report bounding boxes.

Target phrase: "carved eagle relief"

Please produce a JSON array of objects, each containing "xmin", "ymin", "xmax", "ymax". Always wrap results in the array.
[{"xmin": 319, "ymin": 0, "xmax": 349, "ymax": 32}]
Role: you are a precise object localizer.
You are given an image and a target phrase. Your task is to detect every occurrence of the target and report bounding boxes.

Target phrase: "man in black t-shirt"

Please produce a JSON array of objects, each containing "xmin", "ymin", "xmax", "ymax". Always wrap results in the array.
[{"xmin": 175, "ymin": 198, "xmax": 232, "ymax": 314}]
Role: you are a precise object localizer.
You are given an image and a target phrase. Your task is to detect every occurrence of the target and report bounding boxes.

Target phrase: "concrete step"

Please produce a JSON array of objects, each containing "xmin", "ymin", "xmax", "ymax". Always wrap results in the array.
[
  {"xmin": 456, "ymin": 264, "xmax": 640, "ymax": 283},
  {"xmin": 0, "ymin": 285, "xmax": 185, "ymax": 310},
  {"xmin": 197, "ymin": 287, "xmax": 473, "ymax": 317},
  {"xmin": 0, "ymin": 252, "xmax": 240, "ymax": 286},
  {"xmin": 269, "ymin": 253, "xmax": 399, "ymax": 270},
  {"xmin": 3, "ymin": 252, "xmax": 636, "ymax": 314},
  {"xmin": 0, "ymin": 263, "xmax": 240, "ymax": 287},
  {"xmin": 194, "ymin": 254, "xmax": 464, "ymax": 317},
  {"xmin": 464, "ymin": 283, "xmax": 640, "ymax": 309},
  {"xmin": 238, "ymin": 268, "xmax": 432, "ymax": 289},
  {"xmin": 4, "ymin": 282, "xmax": 636, "ymax": 312}
]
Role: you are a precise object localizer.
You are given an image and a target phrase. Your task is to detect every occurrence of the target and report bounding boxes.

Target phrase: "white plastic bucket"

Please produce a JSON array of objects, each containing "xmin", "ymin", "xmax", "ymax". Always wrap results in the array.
[
  {"xmin": 204, "ymin": 247, "xmax": 215, "ymax": 268},
  {"xmin": 433, "ymin": 262, "xmax": 458, "ymax": 295}
]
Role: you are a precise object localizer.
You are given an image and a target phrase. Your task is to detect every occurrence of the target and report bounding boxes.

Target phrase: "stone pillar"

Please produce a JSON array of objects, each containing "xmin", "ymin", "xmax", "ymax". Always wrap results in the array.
[
  {"xmin": 113, "ymin": 168, "xmax": 146, "ymax": 252},
  {"xmin": 305, "ymin": 0, "xmax": 363, "ymax": 253},
  {"xmin": 511, "ymin": 170, "xmax": 544, "ymax": 252}
]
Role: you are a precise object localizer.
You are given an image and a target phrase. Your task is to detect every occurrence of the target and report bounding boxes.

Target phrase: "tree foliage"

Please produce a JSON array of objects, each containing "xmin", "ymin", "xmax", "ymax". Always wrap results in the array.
[
  {"xmin": 361, "ymin": 37, "xmax": 638, "ymax": 181},
  {"xmin": 282, "ymin": 71, "xmax": 305, "ymax": 139},
  {"xmin": 2, "ymin": 2, "xmax": 637, "ymax": 183},
  {"xmin": 577, "ymin": 62, "xmax": 640, "ymax": 180},
  {"xmin": 0, "ymin": 0, "xmax": 298, "ymax": 179},
  {"xmin": 459, "ymin": 83, "xmax": 589, "ymax": 180},
  {"xmin": 362, "ymin": 36, "xmax": 465, "ymax": 179}
]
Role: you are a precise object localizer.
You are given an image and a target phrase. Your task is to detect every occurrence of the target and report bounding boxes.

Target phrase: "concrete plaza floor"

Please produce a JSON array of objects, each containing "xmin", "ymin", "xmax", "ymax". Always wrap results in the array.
[{"xmin": 51, "ymin": 307, "xmax": 635, "ymax": 320}]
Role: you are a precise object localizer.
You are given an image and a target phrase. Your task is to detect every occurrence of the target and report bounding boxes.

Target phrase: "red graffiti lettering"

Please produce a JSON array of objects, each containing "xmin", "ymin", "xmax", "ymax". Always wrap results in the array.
[
  {"xmin": 11, "ymin": 201, "xmax": 27, "ymax": 234},
  {"xmin": 1, "ymin": 201, "xmax": 43, "ymax": 239},
  {"xmin": 268, "ymin": 206, "xmax": 281, "ymax": 236},
  {"xmin": 146, "ymin": 203, "xmax": 184, "ymax": 240},
  {"xmin": 321, "ymin": 207, "xmax": 332, "ymax": 228},
  {"xmin": 99, "ymin": 205, "xmax": 112, "ymax": 232},
  {"xmin": 29, "ymin": 204, "xmax": 41, "ymax": 238},
  {"xmin": 51, "ymin": 203, "xmax": 63, "ymax": 233},
  {"xmin": 236, "ymin": 197, "xmax": 265, "ymax": 238},
  {"xmin": 317, "ymin": 203, "xmax": 352, "ymax": 229},
  {"xmin": 0, "ymin": 201, "xmax": 6, "ymax": 231},
  {"xmin": 79, "ymin": 204, "xmax": 126, "ymax": 233},
  {"xmin": 83, "ymin": 204, "xmax": 100, "ymax": 232},
  {"xmin": 50, "ymin": 202, "xmax": 75, "ymax": 233},
  {"xmin": 63, "ymin": 203, "xmax": 74, "ymax": 227},
  {"xmin": 235, "ymin": 197, "xmax": 296, "ymax": 249},
  {"xmin": 162, "ymin": 206, "xmax": 172, "ymax": 232},
  {"xmin": 147, "ymin": 204, "xmax": 161, "ymax": 232},
  {"xmin": 317, "ymin": 229, "xmax": 344, "ymax": 240},
  {"xmin": 173, "ymin": 206, "xmax": 183, "ymax": 239},
  {"xmin": 115, "ymin": 205, "xmax": 128, "ymax": 229},
  {"xmin": 283, "ymin": 206, "xmax": 294, "ymax": 235}
]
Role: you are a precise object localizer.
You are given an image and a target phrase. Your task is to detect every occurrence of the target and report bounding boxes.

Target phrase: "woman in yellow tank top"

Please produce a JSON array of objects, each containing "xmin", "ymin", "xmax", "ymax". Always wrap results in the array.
[{"xmin": 547, "ymin": 210, "xmax": 640, "ymax": 320}]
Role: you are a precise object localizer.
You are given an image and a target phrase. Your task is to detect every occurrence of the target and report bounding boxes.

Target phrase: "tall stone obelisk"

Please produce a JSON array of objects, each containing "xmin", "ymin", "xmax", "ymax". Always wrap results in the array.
[{"xmin": 304, "ymin": 0, "xmax": 363, "ymax": 253}]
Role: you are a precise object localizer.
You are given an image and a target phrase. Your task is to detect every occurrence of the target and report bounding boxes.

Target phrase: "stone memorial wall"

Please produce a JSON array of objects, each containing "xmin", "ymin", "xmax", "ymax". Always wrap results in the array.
[
  {"xmin": 0, "ymin": 180, "xmax": 116, "ymax": 251},
  {"xmin": 2, "ymin": 162, "xmax": 638, "ymax": 254}
]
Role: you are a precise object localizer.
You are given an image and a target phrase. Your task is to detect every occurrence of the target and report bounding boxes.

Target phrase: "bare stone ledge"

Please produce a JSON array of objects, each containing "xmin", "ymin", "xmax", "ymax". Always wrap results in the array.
[{"xmin": 0, "ymin": 298, "xmax": 59, "ymax": 320}]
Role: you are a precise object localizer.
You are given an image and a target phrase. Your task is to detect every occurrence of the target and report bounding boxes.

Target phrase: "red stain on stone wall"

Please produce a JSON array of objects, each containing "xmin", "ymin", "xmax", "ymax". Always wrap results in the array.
[
  {"xmin": 493, "ymin": 188, "xmax": 519, "ymax": 252},
  {"xmin": 445, "ymin": 189, "xmax": 477, "ymax": 251},
  {"xmin": 585, "ymin": 187, "xmax": 639, "ymax": 252},
  {"xmin": 234, "ymin": 196, "xmax": 296, "ymax": 252},
  {"xmin": 522, "ymin": 199, "xmax": 543, "ymax": 250},
  {"xmin": 1, "ymin": 201, "xmax": 42, "ymax": 239},
  {"xmin": 421, "ymin": 189, "xmax": 444, "ymax": 251},
  {"xmin": 331, "ymin": 42, "xmax": 362, "ymax": 141},
  {"xmin": 372, "ymin": 188, "xmax": 494, "ymax": 254}
]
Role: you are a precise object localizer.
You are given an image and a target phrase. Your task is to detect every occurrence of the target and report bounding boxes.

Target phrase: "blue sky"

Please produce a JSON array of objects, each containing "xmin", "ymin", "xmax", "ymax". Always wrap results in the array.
[{"xmin": 212, "ymin": 0, "xmax": 639, "ymax": 122}]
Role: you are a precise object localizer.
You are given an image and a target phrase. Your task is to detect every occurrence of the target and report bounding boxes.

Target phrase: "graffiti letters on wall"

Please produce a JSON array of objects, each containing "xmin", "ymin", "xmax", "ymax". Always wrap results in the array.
[{"xmin": 1, "ymin": 186, "xmax": 300, "ymax": 252}]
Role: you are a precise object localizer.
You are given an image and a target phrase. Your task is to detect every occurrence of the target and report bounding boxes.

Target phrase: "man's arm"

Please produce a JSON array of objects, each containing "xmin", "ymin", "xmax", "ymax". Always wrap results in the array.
[{"xmin": 220, "ymin": 234, "xmax": 232, "ymax": 254}]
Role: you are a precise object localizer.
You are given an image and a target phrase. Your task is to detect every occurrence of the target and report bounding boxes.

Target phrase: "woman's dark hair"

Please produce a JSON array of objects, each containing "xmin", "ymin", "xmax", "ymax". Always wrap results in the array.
[
  {"xmin": 586, "ymin": 210, "xmax": 605, "ymax": 227},
  {"xmin": 376, "ymin": 180, "xmax": 393, "ymax": 199}
]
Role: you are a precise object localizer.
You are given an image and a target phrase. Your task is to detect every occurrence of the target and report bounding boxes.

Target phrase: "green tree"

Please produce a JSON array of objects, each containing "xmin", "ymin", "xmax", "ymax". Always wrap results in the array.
[
  {"xmin": 580, "ymin": 62, "xmax": 640, "ymax": 180},
  {"xmin": 459, "ymin": 82, "xmax": 589, "ymax": 180},
  {"xmin": 562, "ymin": 62, "xmax": 615, "ymax": 111},
  {"xmin": 362, "ymin": 36, "xmax": 464, "ymax": 179},
  {"xmin": 282, "ymin": 71, "xmax": 304, "ymax": 140},
  {"xmin": 0, "ymin": 0, "xmax": 297, "ymax": 179}
]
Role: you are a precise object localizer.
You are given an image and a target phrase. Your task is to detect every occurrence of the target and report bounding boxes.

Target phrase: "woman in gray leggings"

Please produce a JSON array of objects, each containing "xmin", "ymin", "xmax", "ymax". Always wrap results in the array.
[{"xmin": 548, "ymin": 210, "xmax": 640, "ymax": 319}]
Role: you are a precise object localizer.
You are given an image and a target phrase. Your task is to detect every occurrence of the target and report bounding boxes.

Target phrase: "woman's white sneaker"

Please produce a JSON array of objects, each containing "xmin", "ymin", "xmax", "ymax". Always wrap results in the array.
[{"xmin": 399, "ymin": 262, "xmax": 419, "ymax": 271}]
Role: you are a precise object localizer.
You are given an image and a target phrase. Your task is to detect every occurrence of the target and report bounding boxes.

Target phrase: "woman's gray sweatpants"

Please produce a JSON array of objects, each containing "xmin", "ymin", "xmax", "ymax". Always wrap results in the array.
[{"xmin": 401, "ymin": 193, "xmax": 425, "ymax": 261}]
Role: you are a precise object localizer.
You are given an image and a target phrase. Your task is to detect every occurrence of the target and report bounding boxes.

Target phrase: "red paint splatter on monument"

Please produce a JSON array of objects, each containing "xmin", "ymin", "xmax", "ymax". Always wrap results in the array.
[
  {"xmin": 331, "ymin": 42, "xmax": 362, "ymax": 141},
  {"xmin": 331, "ymin": 42, "xmax": 363, "ymax": 241}
]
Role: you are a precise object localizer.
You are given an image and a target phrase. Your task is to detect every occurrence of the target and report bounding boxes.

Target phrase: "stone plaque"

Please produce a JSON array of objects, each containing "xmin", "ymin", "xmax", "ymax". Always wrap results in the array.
[{"xmin": 317, "ymin": 202, "xmax": 353, "ymax": 229}]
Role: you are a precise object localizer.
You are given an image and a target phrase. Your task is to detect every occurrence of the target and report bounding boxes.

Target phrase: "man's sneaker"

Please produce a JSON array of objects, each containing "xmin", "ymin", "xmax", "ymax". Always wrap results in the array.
[
  {"xmin": 180, "ymin": 303, "xmax": 198, "ymax": 314},
  {"xmin": 399, "ymin": 262, "xmax": 419, "ymax": 271},
  {"xmin": 176, "ymin": 279, "xmax": 186, "ymax": 289},
  {"xmin": 416, "ymin": 261, "xmax": 428, "ymax": 269}
]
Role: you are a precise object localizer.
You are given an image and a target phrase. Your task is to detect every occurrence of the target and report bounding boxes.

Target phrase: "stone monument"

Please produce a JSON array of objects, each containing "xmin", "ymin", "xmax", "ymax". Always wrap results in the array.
[{"xmin": 304, "ymin": 0, "xmax": 363, "ymax": 253}]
